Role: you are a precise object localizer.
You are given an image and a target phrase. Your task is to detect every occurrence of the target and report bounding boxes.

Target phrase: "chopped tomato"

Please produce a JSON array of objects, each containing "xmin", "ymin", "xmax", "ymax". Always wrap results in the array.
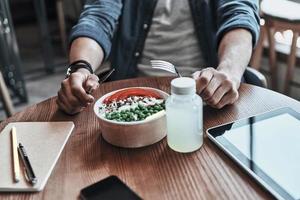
[{"xmin": 103, "ymin": 88, "xmax": 162, "ymax": 104}]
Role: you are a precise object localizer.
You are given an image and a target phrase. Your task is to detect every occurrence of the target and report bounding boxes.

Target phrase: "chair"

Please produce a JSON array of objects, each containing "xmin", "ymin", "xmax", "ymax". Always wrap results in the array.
[
  {"xmin": 56, "ymin": 0, "xmax": 67, "ymax": 52},
  {"xmin": 0, "ymin": 71, "xmax": 14, "ymax": 117},
  {"xmin": 260, "ymin": 0, "xmax": 300, "ymax": 94},
  {"xmin": 244, "ymin": 67, "xmax": 267, "ymax": 88},
  {"xmin": 55, "ymin": 0, "xmax": 84, "ymax": 52},
  {"xmin": 0, "ymin": 0, "xmax": 27, "ymax": 107}
]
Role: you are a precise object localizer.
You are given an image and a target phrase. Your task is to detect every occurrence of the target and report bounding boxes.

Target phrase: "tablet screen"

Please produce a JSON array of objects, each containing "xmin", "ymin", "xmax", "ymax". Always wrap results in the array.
[{"xmin": 208, "ymin": 108, "xmax": 300, "ymax": 200}]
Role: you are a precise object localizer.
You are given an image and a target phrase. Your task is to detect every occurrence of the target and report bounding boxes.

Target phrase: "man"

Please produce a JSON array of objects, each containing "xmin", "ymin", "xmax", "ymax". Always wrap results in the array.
[{"xmin": 57, "ymin": 0, "xmax": 260, "ymax": 115}]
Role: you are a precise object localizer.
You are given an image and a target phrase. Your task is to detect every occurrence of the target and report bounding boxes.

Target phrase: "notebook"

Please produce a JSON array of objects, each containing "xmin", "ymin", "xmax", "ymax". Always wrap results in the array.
[{"xmin": 0, "ymin": 122, "xmax": 74, "ymax": 192}]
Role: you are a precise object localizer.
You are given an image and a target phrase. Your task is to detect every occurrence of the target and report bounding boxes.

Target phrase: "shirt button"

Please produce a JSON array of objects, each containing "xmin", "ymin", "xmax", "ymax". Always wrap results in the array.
[
  {"xmin": 143, "ymin": 23, "xmax": 148, "ymax": 29},
  {"xmin": 135, "ymin": 52, "xmax": 140, "ymax": 57}
]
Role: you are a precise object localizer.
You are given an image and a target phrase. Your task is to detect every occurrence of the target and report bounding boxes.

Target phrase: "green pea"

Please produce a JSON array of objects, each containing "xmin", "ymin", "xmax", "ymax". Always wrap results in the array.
[
  {"xmin": 138, "ymin": 111, "xmax": 143, "ymax": 115},
  {"xmin": 134, "ymin": 110, "xmax": 140, "ymax": 114},
  {"xmin": 139, "ymin": 113, "xmax": 145, "ymax": 118}
]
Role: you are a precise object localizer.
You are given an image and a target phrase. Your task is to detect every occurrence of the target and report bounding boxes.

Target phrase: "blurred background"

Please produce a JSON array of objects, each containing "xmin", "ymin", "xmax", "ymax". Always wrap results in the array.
[
  {"xmin": 0, "ymin": 0, "xmax": 82, "ymax": 119},
  {"xmin": 0, "ymin": 0, "xmax": 299, "ymax": 120}
]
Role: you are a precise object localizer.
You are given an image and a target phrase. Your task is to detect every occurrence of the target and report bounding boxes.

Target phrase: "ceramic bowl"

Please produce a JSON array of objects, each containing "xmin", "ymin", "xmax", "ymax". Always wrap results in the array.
[{"xmin": 93, "ymin": 87, "xmax": 169, "ymax": 148}]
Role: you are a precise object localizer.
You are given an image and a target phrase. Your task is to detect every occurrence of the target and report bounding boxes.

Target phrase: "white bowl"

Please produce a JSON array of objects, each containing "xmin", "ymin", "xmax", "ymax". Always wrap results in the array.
[{"xmin": 94, "ymin": 87, "xmax": 169, "ymax": 148}]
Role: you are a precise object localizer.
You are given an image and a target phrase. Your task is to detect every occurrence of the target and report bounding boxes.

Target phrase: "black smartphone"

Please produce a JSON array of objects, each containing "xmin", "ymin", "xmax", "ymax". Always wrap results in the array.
[{"xmin": 80, "ymin": 176, "xmax": 142, "ymax": 200}]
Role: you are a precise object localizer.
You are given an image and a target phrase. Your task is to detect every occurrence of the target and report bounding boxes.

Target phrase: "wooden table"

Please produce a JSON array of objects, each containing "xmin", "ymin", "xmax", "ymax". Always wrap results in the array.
[{"xmin": 1, "ymin": 77, "xmax": 300, "ymax": 200}]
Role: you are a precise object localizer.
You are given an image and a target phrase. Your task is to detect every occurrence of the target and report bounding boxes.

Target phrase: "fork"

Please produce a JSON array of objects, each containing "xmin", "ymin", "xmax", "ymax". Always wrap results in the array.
[
  {"xmin": 150, "ymin": 60, "xmax": 182, "ymax": 77},
  {"xmin": 86, "ymin": 68, "xmax": 115, "ymax": 94},
  {"xmin": 98, "ymin": 68, "xmax": 115, "ymax": 84}
]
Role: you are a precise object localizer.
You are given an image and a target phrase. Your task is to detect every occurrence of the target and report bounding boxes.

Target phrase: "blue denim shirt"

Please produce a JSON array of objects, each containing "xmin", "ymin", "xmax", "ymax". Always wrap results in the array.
[{"xmin": 70, "ymin": 0, "xmax": 260, "ymax": 81}]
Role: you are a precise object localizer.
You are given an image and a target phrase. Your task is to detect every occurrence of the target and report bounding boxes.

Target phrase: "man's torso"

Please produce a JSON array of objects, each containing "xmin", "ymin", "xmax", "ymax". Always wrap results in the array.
[{"xmin": 137, "ymin": 0, "xmax": 205, "ymax": 77}]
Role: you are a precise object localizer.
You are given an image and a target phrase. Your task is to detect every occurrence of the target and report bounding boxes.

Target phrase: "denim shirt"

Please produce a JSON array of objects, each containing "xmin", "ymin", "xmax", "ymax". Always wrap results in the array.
[{"xmin": 70, "ymin": 0, "xmax": 260, "ymax": 81}]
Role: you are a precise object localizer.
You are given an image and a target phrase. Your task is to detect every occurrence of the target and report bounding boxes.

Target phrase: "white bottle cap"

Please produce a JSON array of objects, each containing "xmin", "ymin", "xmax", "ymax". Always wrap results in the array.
[{"xmin": 171, "ymin": 77, "xmax": 196, "ymax": 95}]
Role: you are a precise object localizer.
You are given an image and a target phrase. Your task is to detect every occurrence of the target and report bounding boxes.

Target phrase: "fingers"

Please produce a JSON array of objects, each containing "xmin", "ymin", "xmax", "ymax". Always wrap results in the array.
[
  {"xmin": 69, "ymin": 73, "xmax": 94, "ymax": 104},
  {"xmin": 194, "ymin": 68, "xmax": 240, "ymax": 109},
  {"xmin": 206, "ymin": 82, "xmax": 231, "ymax": 106},
  {"xmin": 215, "ymin": 89, "xmax": 239, "ymax": 109},
  {"xmin": 85, "ymin": 74, "xmax": 100, "ymax": 94},
  {"xmin": 201, "ymin": 76, "xmax": 221, "ymax": 101},
  {"xmin": 193, "ymin": 68, "xmax": 214, "ymax": 94},
  {"xmin": 57, "ymin": 71, "xmax": 97, "ymax": 115},
  {"xmin": 56, "ymin": 91, "xmax": 83, "ymax": 115},
  {"xmin": 56, "ymin": 94, "xmax": 69, "ymax": 113},
  {"xmin": 61, "ymin": 80, "xmax": 82, "ymax": 107}
]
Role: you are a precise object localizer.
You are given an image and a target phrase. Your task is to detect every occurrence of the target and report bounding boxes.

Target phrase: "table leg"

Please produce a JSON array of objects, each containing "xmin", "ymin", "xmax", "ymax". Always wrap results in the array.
[
  {"xmin": 0, "ymin": 71, "xmax": 14, "ymax": 117},
  {"xmin": 250, "ymin": 25, "xmax": 266, "ymax": 70},
  {"xmin": 284, "ymin": 31, "xmax": 298, "ymax": 95},
  {"xmin": 0, "ymin": 0, "xmax": 28, "ymax": 103},
  {"xmin": 266, "ymin": 20, "xmax": 278, "ymax": 91},
  {"xmin": 56, "ymin": 0, "xmax": 67, "ymax": 53},
  {"xmin": 33, "ymin": 0, "xmax": 55, "ymax": 73}
]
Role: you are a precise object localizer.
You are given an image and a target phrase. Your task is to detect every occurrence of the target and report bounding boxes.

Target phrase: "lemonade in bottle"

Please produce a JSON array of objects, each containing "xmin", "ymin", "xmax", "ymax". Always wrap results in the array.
[{"xmin": 166, "ymin": 77, "xmax": 203, "ymax": 153}]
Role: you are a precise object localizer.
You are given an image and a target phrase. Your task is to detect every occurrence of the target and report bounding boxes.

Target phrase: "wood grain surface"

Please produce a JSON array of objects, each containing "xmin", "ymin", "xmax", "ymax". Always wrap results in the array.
[{"xmin": 1, "ymin": 77, "xmax": 300, "ymax": 200}]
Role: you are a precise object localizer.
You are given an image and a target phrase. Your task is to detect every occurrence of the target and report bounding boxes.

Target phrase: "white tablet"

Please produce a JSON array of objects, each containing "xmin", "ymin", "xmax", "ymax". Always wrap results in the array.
[{"xmin": 207, "ymin": 107, "xmax": 300, "ymax": 200}]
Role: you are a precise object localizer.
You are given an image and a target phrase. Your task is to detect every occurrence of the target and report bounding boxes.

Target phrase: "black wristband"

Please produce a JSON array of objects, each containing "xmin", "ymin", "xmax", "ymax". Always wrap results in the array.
[{"xmin": 66, "ymin": 60, "xmax": 94, "ymax": 77}]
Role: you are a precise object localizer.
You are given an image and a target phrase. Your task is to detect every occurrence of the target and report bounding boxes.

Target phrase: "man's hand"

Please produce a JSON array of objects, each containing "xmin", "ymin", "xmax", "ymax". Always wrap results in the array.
[
  {"xmin": 57, "ymin": 37, "xmax": 104, "ymax": 115},
  {"xmin": 193, "ymin": 28, "xmax": 253, "ymax": 109},
  {"xmin": 193, "ymin": 68, "xmax": 240, "ymax": 109},
  {"xmin": 57, "ymin": 68, "xmax": 99, "ymax": 115}
]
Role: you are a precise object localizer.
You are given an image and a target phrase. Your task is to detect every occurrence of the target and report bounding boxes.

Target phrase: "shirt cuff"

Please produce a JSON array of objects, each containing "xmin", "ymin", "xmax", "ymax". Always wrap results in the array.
[
  {"xmin": 217, "ymin": 16, "xmax": 260, "ymax": 48},
  {"xmin": 69, "ymin": 24, "xmax": 111, "ymax": 60}
]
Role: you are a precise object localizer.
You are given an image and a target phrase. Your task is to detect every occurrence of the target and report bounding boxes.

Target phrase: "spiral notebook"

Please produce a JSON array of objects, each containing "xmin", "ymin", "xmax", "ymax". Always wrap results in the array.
[{"xmin": 0, "ymin": 122, "xmax": 74, "ymax": 192}]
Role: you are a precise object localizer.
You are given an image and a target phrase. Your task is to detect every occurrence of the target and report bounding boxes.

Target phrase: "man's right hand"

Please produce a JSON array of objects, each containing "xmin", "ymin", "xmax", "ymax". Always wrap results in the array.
[{"xmin": 56, "ymin": 68, "xmax": 99, "ymax": 115}]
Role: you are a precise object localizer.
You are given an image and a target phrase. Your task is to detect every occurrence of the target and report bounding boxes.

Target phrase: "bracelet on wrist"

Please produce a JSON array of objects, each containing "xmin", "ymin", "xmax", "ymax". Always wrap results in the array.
[{"xmin": 66, "ymin": 60, "xmax": 94, "ymax": 78}]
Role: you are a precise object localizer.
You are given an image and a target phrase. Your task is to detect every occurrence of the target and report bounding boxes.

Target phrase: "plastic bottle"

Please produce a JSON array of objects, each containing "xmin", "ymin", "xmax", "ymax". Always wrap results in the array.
[{"xmin": 166, "ymin": 77, "xmax": 203, "ymax": 153}]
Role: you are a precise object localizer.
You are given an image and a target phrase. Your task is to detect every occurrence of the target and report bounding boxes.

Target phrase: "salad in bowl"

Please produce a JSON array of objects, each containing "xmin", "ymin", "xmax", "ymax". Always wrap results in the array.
[
  {"xmin": 94, "ymin": 87, "xmax": 169, "ymax": 148},
  {"xmin": 99, "ymin": 88, "xmax": 166, "ymax": 122}
]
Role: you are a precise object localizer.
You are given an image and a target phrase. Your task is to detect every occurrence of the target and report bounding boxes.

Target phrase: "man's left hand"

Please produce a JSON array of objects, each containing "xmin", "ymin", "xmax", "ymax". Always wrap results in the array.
[{"xmin": 193, "ymin": 67, "xmax": 240, "ymax": 109}]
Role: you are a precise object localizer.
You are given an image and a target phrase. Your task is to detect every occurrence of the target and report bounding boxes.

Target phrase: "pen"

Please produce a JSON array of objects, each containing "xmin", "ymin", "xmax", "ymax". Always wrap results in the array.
[
  {"xmin": 11, "ymin": 127, "xmax": 20, "ymax": 182},
  {"xmin": 18, "ymin": 143, "xmax": 37, "ymax": 185}
]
